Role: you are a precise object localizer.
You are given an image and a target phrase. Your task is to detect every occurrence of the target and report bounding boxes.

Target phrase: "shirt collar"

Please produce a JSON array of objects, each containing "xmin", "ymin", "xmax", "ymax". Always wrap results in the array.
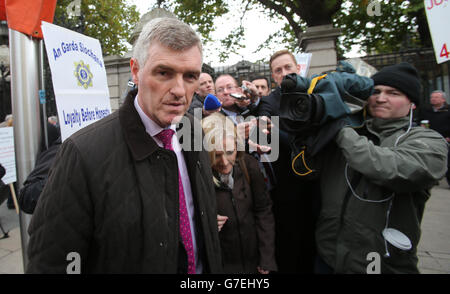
[
  {"xmin": 134, "ymin": 95, "xmax": 176, "ymax": 137},
  {"xmin": 221, "ymin": 108, "xmax": 238, "ymax": 117}
]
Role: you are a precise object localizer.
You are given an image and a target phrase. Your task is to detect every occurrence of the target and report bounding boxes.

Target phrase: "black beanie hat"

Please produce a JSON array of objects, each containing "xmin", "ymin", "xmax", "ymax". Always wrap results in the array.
[{"xmin": 371, "ymin": 62, "xmax": 421, "ymax": 106}]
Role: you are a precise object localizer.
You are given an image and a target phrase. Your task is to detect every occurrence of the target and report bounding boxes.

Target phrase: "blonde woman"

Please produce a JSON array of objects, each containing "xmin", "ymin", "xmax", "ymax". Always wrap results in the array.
[{"xmin": 202, "ymin": 112, "xmax": 277, "ymax": 274}]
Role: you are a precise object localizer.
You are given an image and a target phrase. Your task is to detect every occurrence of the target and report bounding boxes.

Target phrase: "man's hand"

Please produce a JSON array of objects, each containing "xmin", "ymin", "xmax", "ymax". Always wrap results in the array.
[
  {"xmin": 248, "ymin": 139, "xmax": 272, "ymax": 154},
  {"xmin": 217, "ymin": 214, "xmax": 228, "ymax": 232},
  {"xmin": 258, "ymin": 116, "xmax": 272, "ymax": 134},
  {"xmin": 241, "ymin": 80, "xmax": 259, "ymax": 103},
  {"xmin": 235, "ymin": 98, "xmax": 251, "ymax": 109},
  {"xmin": 247, "ymin": 116, "xmax": 273, "ymax": 154}
]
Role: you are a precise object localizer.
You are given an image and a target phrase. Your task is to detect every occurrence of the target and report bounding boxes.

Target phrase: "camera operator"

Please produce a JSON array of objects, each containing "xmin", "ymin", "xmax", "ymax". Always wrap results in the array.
[{"xmin": 305, "ymin": 62, "xmax": 448, "ymax": 273}]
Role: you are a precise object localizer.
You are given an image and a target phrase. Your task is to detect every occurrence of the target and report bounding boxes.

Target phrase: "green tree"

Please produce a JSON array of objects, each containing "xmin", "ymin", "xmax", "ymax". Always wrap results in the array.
[
  {"xmin": 54, "ymin": 0, "xmax": 140, "ymax": 56},
  {"xmin": 334, "ymin": 0, "xmax": 431, "ymax": 56},
  {"xmin": 155, "ymin": 0, "xmax": 432, "ymax": 62}
]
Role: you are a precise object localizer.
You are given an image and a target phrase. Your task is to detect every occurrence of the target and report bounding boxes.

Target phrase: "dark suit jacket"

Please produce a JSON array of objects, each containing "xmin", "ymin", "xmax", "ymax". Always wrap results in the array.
[
  {"xmin": 27, "ymin": 89, "xmax": 223, "ymax": 273},
  {"xmin": 256, "ymin": 86, "xmax": 319, "ymax": 273}
]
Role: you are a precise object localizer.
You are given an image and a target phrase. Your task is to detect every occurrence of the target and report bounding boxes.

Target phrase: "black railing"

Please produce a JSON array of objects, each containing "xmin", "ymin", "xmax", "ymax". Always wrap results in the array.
[
  {"xmin": 212, "ymin": 48, "xmax": 450, "ymax": 106},
  {"xmin": 214, "ymin": 60, "xmax": 276, "ymax": 89},
  {"xmin": 361, "ymin": 48, "xmax": 450, "ymax": 106}
]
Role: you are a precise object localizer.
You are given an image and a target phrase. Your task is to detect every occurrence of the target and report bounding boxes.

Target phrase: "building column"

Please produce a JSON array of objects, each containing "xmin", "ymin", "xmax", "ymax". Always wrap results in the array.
[{"xmin": 299, "ymin": 24, "xmax": 341, "ymax": 77}]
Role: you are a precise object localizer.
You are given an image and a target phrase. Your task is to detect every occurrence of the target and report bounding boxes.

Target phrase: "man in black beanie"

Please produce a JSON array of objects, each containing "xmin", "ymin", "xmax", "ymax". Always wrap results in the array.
[
  {"xmin": 309, "ymin": 62, "xmax": 449, "ymax": 273},
  {"xmin": 371, "ymin": 62, "xmax": 421, "ymax": 107}
]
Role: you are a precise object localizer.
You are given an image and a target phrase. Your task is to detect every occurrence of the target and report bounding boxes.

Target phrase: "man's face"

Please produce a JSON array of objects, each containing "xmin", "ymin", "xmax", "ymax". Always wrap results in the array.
[
  {"xmin": 196, "ymin": 73, "xmax": 215, "ymax": 98},
  {"xmin": 215, "ymin": 75, "xmax": 241, "ymax": 110},
  {"xmin": 368, "ymin": 85, "xmax": 414, "ymax": 119},
  {"xmin": 252, "ymin": 78, "xmax": 270, "ymax": 98},
  {"xmin": 430, "ymin": 92, "xmax": 445, "ymax": 108},
  {"xmin": 130, "ymin": 42, "xmax": 202, "ymax": 127},
  {"xmin": 271, "ymin": 53, "xmax": 301, "ymax": 86}
]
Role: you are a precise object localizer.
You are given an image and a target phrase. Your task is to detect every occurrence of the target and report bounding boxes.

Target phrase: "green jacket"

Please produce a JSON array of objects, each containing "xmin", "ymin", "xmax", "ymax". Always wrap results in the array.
[{"xmin": 313, "ymin": 116, "xmax": 448, "ymax": 273}]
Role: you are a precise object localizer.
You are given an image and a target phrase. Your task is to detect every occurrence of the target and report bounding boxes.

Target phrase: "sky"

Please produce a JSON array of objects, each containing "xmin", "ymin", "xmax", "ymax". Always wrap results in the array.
[
  {"xmin": 127, "ymin": 0, "xmax": 298, "ymax": 67},
  {"xmin": 126, "ymin": 0, "xmax": 363, "ymax": 67}
]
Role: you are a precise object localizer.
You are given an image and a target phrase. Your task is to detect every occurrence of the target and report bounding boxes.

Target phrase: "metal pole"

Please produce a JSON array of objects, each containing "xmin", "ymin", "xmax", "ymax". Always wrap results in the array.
[
  {"xmin": 9, "ymin": 29, "xmax": 42, "ymax": 272},
  {"xmin": 39, "ymin": 41, "xmax": 48, "ymax": 149}
]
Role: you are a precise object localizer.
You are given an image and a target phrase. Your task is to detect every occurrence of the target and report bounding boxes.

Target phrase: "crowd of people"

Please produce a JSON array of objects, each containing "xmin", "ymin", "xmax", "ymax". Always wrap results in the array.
[{"xmin": 10, "ymin": 17, "xmax": 449, "ymax": 274}]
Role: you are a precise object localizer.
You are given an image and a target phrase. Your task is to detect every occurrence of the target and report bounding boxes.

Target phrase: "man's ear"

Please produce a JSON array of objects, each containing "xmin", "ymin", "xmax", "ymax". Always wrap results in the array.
[
  {"xmin": 130, "ymin": 58, "xmax": 139, "ymax": 85},
  {"xmin": 296, "ymin": 64, "xmax": 301, "ymax": 74},
  {"xmin": 411, "ymin": 103, "xmax": 416, "ymax": 110}
]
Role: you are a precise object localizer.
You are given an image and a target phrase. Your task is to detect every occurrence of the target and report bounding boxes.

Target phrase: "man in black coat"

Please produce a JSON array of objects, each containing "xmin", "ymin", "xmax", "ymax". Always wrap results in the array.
[
  {"xmin": 419, "ymin": 90, "xmax": 450, "ymax": 185},
  {"xmin": 18, "ymin": 122, "xmax": 61, "ymax": 214},
  {"xmin": 258, "ymin": 49, "xmax": 319, "ymax": 273},
  {"xmin": 187, "ymin": 72, "xmax": 215, "ymax": 116},
  {"xmin": 27, "ymin": 18, "xmax": 222, "ymax": 274}
]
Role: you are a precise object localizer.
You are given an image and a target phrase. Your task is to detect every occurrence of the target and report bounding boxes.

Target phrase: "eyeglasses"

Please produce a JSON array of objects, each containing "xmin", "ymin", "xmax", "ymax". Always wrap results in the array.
[{"xmin": 216, "ymin": 85, "xmax": 237, "ymax": 94}]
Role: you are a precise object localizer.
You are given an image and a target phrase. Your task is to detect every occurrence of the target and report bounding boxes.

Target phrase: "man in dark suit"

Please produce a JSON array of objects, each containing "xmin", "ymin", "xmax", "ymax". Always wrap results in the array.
[
  {"xmin": 187, "ymin": 72, "xmax": 215, "ymax": 116},
  {"xmin": 258, "ymin": 49, "xmax": 318, "ymax": 273},
  {"xmin": 418, "ymin": 90, "xmax": 450, "ymax": 186},
  {"xmin": 27, "ymin": 17, "xmax": 222, "ymax": 274}
]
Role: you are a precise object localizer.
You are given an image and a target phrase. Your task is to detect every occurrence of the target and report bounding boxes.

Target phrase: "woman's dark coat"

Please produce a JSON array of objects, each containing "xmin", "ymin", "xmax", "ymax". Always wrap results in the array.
[{"xmin": 215, "ymin": 154, "xmax": 277, "ymax": 273}]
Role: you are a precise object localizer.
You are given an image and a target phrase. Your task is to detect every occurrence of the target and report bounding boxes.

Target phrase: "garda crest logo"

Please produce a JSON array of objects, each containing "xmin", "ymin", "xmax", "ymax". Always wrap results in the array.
[{"xmin": 74, "ymin": 60, "xmax": 93, "ymax": 89}]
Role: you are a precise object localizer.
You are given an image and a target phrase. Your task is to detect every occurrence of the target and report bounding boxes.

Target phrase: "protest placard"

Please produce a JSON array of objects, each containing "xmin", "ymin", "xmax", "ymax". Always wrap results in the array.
[
  {"xmin": 424, "ymin": 0, "xmax": 450, "ymax": 64},
  {"xmin": 0, "ymin": 126, "xmax": 16, "ymax": 185},
  {"xmin": 296, "ymin": 53, "xmax": 312, "ymax": 78},
  {"xmin": 41, "ymin": 21, "xmax": 111, "ymax": 141}
]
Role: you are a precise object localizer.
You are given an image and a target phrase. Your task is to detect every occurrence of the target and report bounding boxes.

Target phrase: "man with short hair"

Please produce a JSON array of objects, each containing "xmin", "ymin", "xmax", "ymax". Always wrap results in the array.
[
  {"xmin": 269, "ymin": 50, "xmax": 301, "ymax": 87},
  {"xmin": 215, "ymin": 74, "xmax": 259, "ymax": 124},
  {"xmin": 252, "ymin": 76, "xmax": 271, "ymax": 98},
  {"xmin": 259, "ymin": 49, "xmax": 301, "ymax": 124},
  {"xmin": 419, "ymin": 90, "xmax": 450, "ymax": 186},
  {"xmin": 419, "ymin": 90, "xmax": 450, "ymax": 138},
  {"xmin": 27, "ymin": 17, "xmax": 222, "ymax": 274},
  {"xmin": 188, "ymin": 72, "xmax": 215, "ymax": 115},
  {"xmin": 247, "ymin": 76, "xmax": 270, "ymax": 116},
  {"xmin": 312, "ymin": 62, "xmax": 448, "ymax": 273}
]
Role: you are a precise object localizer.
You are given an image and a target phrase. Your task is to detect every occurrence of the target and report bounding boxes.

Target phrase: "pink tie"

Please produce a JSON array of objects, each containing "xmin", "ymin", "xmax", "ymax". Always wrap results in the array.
[{"xmin": 156, "ymin": 129, "xmax": 196, "ymax": 274}]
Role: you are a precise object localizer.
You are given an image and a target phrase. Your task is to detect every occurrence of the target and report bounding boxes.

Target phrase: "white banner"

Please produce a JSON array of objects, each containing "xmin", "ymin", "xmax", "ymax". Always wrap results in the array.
[
  {"xmin": 295, "ymin": 53, "xmax": 312, "ymax": 78},
  {"xmin": 41, "ymin": 21, "xmax": 111, "ymax": 141},
  {"xmin": 424, "ymin": 0, "xmax": 450, "ymax": 64},
  {"xmin": 0, "ymin": 127, "xmax": 16, "ymax": 185}
]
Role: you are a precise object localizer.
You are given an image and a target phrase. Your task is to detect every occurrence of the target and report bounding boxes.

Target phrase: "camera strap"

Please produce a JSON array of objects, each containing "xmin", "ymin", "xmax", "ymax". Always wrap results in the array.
[
  {"xmin": 289, "ymin": 73, "xmax": 328, "ymax": 177},
  {"xmin": 291, "ymin": 148, "xmax": 314, "ymax": 176},
  {"xmin": 307, "ymin": 74, "xmax": 328, "ymax": 94}
]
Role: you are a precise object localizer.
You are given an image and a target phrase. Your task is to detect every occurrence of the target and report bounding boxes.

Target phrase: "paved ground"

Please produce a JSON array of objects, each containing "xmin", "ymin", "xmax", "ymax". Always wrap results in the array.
[
  {"xmin": 0, "ymin": 199, "xmax": 23, "ymax": 274},
  {"xmin": 417, "ymin": 179, "xmax": 450, "ymax": 274},
  {"xmin": 0, "ymin": 180, "xmax": 449, "ymax": 274}
]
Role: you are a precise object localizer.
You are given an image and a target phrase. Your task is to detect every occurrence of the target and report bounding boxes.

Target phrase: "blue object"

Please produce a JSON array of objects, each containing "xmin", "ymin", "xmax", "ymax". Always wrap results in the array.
[
  {"xmin": 203, "ymin": 94, "xmax": 222, "ymax": 111},
  {"xmin": 39, "ymin": 89, "xmax": 46, "ymax": 104}
]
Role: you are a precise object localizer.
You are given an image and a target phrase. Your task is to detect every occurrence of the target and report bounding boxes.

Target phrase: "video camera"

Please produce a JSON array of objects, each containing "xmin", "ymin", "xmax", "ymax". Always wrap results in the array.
[
  {"xmin": 279, "ymin": 73, "xmax": 325, "ymax": 134},
  {"xmin": 278, "ymin": 64, "xmax": 373, "ymax": 174}
]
